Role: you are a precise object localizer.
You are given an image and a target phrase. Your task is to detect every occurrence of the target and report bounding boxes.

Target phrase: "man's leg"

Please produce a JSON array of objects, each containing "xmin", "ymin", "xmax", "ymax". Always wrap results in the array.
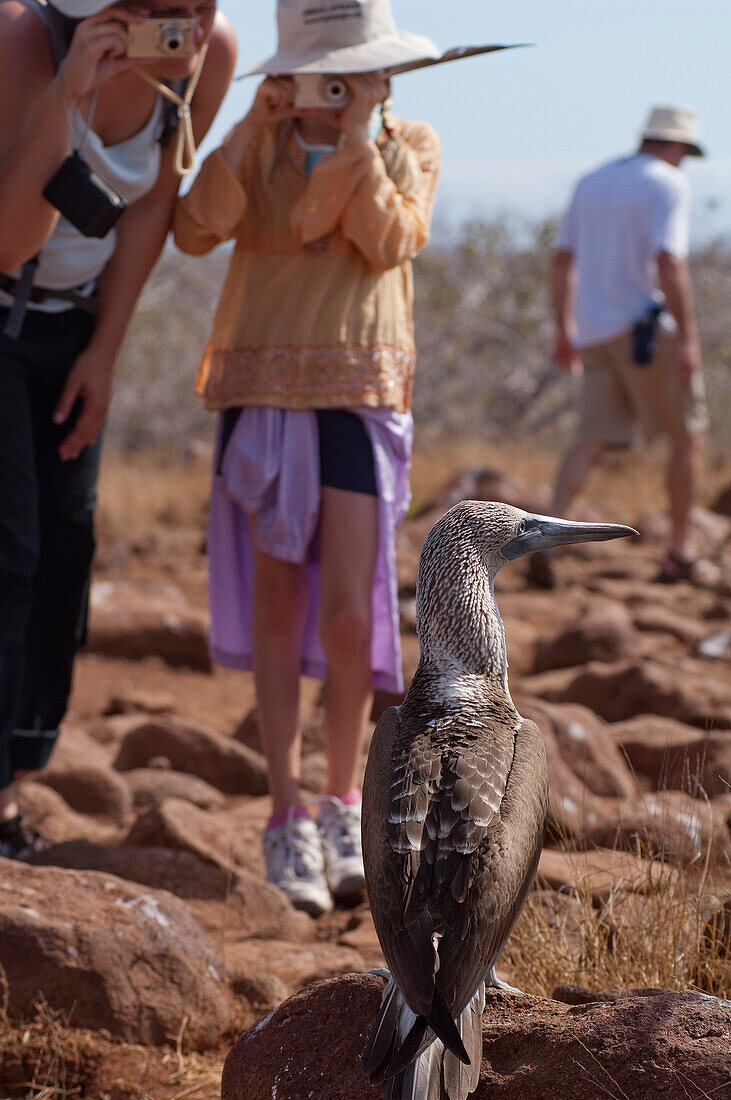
[
  {"xmin": 526, "ymin": 436, "xmax": 605, "ymax": 588},
  {"xmin": 667, "ymin": 430, "xmax": 702, "ymax": 561},
  {"xmin": 551, "ymin": 437, "xmax": 607, "ymax": 517}
]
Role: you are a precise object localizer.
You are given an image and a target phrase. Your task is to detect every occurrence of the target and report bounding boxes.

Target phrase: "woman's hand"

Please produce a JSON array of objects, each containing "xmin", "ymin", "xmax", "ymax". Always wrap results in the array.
[
  {"xmin": 53, "ymin": 345, "xmax": 114, "ymax": 461},
  {"xmin": 337, "ymin": 72, "xmax": 389, "ymax": 146},
  {"xmin": 58, "ymin": 6, "xmax": 148, "ymax": 105}
]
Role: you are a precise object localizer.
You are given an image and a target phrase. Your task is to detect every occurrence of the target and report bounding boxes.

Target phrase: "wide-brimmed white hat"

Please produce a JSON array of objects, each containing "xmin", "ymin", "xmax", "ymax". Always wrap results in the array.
[
  {"xmin": 641, "ymin": 104, "xmax": 705, "ymax": 157},
  {"xmin": 239, "ymin": 0, "xmax": 441, "ymax": 77},
  {"xmin": 49, "ymin": 0, "xmax": 112, "ymax": 15}
]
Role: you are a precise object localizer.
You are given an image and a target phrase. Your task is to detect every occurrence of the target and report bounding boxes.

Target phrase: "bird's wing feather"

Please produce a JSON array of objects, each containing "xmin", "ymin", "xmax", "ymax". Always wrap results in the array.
[
  {"xmin": 364, "ymin": 702, "xmax": 521, "ymax": 1016},
  {"xmin": 363, "ymin": 706, "xmax": 439, "ymax": 1013},
  {"xmin": 434, "ymin": 717, "xmax": 548, "ymax": 1014}
]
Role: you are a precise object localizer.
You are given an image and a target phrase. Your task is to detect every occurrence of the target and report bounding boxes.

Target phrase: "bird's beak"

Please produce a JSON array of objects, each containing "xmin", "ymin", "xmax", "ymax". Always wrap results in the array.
[{"xmin": 501, "ymin": 512, "xmax": 637, "ymax": 561}]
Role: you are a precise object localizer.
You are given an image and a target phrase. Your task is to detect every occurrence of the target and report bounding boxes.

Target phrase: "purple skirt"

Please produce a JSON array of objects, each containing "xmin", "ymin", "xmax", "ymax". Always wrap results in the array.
[{"xmin": 207, "ymin": 406, "xmax": 413, "ymax": 693}]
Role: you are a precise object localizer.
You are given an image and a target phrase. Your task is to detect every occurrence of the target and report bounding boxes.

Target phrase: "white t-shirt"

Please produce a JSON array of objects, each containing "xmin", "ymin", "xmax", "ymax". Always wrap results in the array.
[{"xmin": 556, "ymin": 153, "xmax": 690, "ymax": 348}]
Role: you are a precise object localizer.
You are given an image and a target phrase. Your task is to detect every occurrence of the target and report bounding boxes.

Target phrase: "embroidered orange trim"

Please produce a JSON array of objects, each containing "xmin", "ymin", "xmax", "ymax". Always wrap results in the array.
[{"xmin": 196, "ymin": 343, "xmax": 415, "ymax": 414}]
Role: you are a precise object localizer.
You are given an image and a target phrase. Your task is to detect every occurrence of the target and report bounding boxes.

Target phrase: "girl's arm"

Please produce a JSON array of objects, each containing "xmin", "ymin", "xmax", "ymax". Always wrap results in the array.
[
  {"xmin": 174, "ymin": 77, "xmax": 299, "ymax": 255},
  {"xmin": 292, "ymin": 75, "xmax": 441, "ymax": 271},
  {"xmin": 339, "ymin": 121, "xmax": 441, "ymax": 270},
  {"xmin": 53, "ymin": 15, "xmax": 237, "ymax": 461}
]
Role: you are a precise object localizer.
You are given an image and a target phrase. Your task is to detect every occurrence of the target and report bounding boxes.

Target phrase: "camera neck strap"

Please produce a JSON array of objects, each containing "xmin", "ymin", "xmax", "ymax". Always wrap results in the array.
[
  {"xmin": 57, "ymin": 73, "xmax": 99, "ymax": 157},
  {"xmin": 135, "ymin": 43, "xmax": 209, "ymax": 177}
]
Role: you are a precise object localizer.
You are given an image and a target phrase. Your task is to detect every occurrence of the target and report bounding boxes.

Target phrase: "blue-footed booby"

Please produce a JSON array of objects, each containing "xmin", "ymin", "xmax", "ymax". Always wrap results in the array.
[{"xmin": 362, "ymin": 501, "xmax": 636, "ymax": 1100}]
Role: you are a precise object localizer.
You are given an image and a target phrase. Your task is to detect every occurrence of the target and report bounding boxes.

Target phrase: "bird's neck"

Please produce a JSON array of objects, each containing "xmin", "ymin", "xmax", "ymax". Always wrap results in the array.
[{"xmin": 415, "ymin": 558, "xmax": 511, "ymax": 701}]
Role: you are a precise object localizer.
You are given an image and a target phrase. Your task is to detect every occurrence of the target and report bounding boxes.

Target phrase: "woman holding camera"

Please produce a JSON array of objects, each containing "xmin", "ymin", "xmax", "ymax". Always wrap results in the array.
[
  {"xmin": 174, "ymin": 0, "xmax": 440, "ymax": 914},
  {"xmin": 0, "ymin": 0, "xmax": 236, "ymax": 859}
]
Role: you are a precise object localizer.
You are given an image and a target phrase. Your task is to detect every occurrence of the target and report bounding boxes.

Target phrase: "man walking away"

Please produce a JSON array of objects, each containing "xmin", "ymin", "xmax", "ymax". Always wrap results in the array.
[{"xmin": 530, "ymin": 104, "xmax": 709, "ymax": 588}]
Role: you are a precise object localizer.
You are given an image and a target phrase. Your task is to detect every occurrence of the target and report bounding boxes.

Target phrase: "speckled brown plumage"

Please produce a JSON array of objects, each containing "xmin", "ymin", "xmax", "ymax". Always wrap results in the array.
[{"xmin": 362, "ymin": 500, "xmax": 634, "ymax": 1100}]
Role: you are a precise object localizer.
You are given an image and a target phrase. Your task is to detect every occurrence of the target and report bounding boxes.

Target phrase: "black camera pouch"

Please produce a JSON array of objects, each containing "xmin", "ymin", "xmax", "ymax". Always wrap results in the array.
[
  {"xmin": 632, "ymin": 304, "xmax": 663, "ymax": 367},
  {"xmin": 42, "ymin": 151, "xmax": 127, "ymax": 239}
]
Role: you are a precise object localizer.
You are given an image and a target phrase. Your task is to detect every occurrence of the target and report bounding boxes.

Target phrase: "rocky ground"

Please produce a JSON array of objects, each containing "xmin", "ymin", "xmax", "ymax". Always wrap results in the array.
[{"xmin": 1, "ymin": 460, "xmax": 730, "ymax": 1099}]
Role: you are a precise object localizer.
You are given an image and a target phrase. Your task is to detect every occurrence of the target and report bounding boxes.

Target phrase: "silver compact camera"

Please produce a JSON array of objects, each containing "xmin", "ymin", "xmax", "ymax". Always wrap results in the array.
[
  {"xmin": 127, "ymin": 18, "xmax": 196, "ymax": 59},
  {"xmin": 293, "ymin": 74, "xmax": 351, "ymax": 110}
]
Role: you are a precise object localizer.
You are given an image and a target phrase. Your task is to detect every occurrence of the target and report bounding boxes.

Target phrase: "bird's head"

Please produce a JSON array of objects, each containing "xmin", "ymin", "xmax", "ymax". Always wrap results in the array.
[
  {"xmin": 414, "ymin": 501, "xmax": 636, "ymax": 680},
  {"xmin": 422, "ymin": 500, "xmax": 636, "ymax": 576}
]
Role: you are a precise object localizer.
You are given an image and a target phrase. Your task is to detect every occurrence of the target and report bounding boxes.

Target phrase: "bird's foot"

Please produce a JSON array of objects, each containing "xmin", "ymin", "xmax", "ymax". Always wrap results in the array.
[{"xmin": 488, "ymin": 967, "xmax": 523, "ymax": 994}]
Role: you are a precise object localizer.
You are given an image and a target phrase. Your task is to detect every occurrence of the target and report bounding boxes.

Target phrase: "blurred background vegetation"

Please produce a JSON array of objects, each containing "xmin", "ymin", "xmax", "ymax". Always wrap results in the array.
[{"xmin": 108, "ymin": 220, "xmax": 730, "ymax": 455}]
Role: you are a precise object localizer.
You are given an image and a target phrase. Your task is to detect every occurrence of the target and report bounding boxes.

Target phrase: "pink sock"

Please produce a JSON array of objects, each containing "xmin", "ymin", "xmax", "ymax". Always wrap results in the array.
[
  {"xmin": 320, "ymin": 788, "xmax": 361, "ymax": 807},
  {"xmin": 266, "ymin": 805, "xmax": 310, "ymax": 830}
]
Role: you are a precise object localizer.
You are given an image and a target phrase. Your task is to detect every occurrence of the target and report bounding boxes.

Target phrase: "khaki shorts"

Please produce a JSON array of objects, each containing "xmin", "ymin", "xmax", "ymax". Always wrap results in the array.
[{"xmin": 576, "ymin": 330, "xmax": 709, "ymax": 446}]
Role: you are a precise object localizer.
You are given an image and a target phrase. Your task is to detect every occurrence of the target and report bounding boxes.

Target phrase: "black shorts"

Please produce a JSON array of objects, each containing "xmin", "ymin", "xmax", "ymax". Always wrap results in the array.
[
  {"xmin": 218, "ymin": 407, "xmax": 377, "ymax": 496},
  {"xmin": 316, "ymin": 409, "xmax": 377, "ymax": 496}
]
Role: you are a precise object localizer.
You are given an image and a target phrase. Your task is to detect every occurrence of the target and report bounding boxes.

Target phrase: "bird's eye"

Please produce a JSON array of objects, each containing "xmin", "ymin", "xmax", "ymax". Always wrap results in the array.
[{"xmin": 517, "ymin": 519, "xmax": 527, "ymax": 536}]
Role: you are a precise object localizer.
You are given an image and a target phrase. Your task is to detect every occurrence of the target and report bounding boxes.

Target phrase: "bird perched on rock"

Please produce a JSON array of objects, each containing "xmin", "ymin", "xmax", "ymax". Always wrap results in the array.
[{"xmin": 362, "ymin": 500, "xmax": 635, "ymax": 1100}]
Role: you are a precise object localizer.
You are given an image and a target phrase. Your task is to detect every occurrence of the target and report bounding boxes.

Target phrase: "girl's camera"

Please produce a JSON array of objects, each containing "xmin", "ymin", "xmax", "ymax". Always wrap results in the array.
[{"xmin": 293, "ymin": 75, "xmax": 351, "ymax": 110}]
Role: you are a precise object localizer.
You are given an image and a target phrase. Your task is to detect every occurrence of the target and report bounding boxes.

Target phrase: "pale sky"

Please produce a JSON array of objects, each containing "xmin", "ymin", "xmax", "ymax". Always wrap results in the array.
[{"xmin": 201, "ymin": 1, "xmax": 730, "ymax": 240}]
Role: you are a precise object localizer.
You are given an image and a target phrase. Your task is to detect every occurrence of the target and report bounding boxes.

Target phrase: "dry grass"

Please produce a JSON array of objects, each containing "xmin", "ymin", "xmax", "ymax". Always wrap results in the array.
[
  {"xmin": 98, "ymin": 438, "xmax": 731, "ymax": 547},
  {"xmin": 97, "ymin": 447, "xmax": 212, "ymax": 545},
  {"xmin": 0, "ymin": 989, "xmax": 222, "ymax": 1100},
  {"xmin": 505, "ymin": 847, "xmax": 730, "ymax": 1000},
  {"xmin": 409, "ymin": 437, "xmax": 731, "ymax": 524}
]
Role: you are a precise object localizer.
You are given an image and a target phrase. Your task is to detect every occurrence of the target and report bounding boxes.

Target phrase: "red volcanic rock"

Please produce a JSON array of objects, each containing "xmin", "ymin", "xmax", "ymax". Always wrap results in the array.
[
  {"xmin": 222, "ymin": 973, "xmax": 382, "ymax": 1100},
  {"xmin": 411, "ymin": 468, "xmax": 548, "ymax": 524},
  {"xmin": 523, "ymin": 658, "xmax": 731, "ymax": 728},
  {"xmin": 518, "ymin": 702, "xmax": 618, "ymax": 845},
  {"xmin": 86, "ymin": 579, "xmax": 212, "ymax": 671},
  {"xmin": 536, "ymin": 847, "xmax": 681, "ymax": 904},
  {"xmin": 32, "ymin": 839, "xmax": 313, "ymax": 944},
  {"xmin": 532, "ymin": 606, "xmax": 642, "ymax": 672},
  {"xmin": 34, "ymin": 763, "xmax": 133, "ymax": 825},
  {"xmin": 632, "ymin": 604, "xmax": 709, "ymax": 648},
  {"xmin": 114, "ymin": 716, "xmax": 268, "ymax": 795},
  {"xmin": 17, "ymin": 781, "xmax": 122, "ymax": 846},
  {"xmin": 521, "ymin": 700, "xmax": 639, "ymax": 800},
  {"xmin": 583, "ymin": 790, "xmax": 730, "ymax": 867},
  {"xmin": 123, "ymin": 767, "xmax": 226, "ymax": 810},
  {"xmin": 611, "ymin": 715, "xmax": 731, "ymax": 798},
  {"xmin": 221, "ymin": 973, "xmax": 731, "ymax": 1100},
  {"xmin": 225, "ymin": 939, "xmax": 366, "ymax": 1008},
  {"xmin": 0, "ymin": 859, "xmax": 233, "ymax": 1048},
  {"xmin": 502, "ymin": 616, "xmax": 537, "ymax": 675},
  {"xmin": 125, "ymin": 797, "xmax": 254, "ymax": 872},
  {"xmin": 103, "ymin": 689, "xmax": 176, "ymax": 716}
]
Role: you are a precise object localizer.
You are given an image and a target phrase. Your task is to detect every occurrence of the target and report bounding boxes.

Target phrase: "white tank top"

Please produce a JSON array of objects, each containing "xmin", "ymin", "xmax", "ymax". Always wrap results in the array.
[{"xmin": 0, "ymin": 97, "xmax": 164, "ymax": 313}]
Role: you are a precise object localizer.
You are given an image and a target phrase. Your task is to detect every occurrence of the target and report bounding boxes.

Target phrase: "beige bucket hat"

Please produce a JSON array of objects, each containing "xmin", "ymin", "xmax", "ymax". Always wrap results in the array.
[
  {"xmin": 641, "ymin": 104, "xmax": 705, "ymax": 157},
  {"xmin": 239, "ymin": 0, "xmax": 441, "ymax": 77}
]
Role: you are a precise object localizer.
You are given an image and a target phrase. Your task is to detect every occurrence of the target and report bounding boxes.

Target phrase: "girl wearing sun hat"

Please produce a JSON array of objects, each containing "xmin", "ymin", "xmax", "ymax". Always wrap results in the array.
[
  {"xmin": 0, "ymin": 0, "xmax": 236, "ymax": 860},
  {"xmin": 174, "ymin": 0, "xmax": 441, "ymax": 915}
]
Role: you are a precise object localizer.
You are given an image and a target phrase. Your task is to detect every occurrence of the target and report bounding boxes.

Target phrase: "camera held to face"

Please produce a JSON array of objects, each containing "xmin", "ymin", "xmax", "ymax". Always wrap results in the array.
[
  {"xmin": 126, "ymin": 18, "xmax": 196, "ymax": 59},
  {"xmin": 293, "ymin": 74, "xmax": 351, "ymax": 111}
]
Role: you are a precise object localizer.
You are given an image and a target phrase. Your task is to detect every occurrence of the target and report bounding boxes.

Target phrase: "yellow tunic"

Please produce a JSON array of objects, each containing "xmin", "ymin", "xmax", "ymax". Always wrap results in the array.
[{"xmin": 173, "ymin": 118, "xmax": 440, "ymax": 414}]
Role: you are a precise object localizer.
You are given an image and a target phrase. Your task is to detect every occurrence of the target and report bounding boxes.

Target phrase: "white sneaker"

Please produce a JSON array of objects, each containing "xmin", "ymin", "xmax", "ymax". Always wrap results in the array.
[
  {"xmin": 316, "ymin": 797, "xmax": 366, "ymax": 900},
  {"xmin": 262, "ymin": 814, "xmax": 333, "ymax": 916}
]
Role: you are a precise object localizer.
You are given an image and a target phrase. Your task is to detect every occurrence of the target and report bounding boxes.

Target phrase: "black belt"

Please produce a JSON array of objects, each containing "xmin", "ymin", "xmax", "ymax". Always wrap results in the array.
[{"xmin": 1, "ymin": 267, "xmax": 98, "ymax": 339}]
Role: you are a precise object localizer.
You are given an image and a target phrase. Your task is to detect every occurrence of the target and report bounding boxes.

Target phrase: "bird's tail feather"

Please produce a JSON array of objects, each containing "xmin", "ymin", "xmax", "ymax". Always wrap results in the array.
[
  {"xmin": 442, "ymin": 983, "xmax": 484, "ymax": 1098},
  {"xmin": 363, "ymin": 974, "xmax": 484, "ymax": 1100}
]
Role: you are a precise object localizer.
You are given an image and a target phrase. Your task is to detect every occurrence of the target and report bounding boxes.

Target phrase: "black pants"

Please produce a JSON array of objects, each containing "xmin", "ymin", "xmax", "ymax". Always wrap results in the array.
[{"xmin": 0, "ymin": 306, "xmax": 99, "ymax": 788}]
